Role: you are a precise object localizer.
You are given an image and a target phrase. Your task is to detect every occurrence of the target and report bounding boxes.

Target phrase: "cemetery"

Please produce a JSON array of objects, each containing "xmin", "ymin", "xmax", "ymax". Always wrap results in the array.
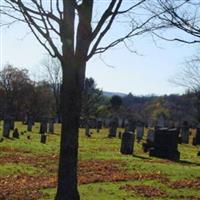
[
  {"xmin": 1, "ymin": 1, "xmax": 200, "ymax": 200},
  {"xmin": 1, "ymin": 120, "xmax": 200, "ymax": 199}
]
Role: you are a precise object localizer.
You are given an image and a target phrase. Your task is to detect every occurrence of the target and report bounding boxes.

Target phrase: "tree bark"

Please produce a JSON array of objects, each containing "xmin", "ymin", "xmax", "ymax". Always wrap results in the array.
[{"xmin": 55, "ymin": 61, "xmax": 85, "ymax": 200}]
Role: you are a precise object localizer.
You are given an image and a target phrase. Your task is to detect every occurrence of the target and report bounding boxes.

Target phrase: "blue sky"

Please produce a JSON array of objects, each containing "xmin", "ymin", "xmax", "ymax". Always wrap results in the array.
[{"xmin": 0, "ymin": 2, "xmax": 198, "ymax": 96}]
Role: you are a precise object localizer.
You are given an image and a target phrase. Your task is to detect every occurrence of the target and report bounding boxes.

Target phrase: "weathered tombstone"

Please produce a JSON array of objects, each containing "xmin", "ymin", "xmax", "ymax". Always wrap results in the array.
[
  {"xmin": 27, "ymin": 116, "xmax": 34, "ymax": 132},
  {"xmin": 155, "ymin": 113, "xmax": 167, "ymax": 130},
  {"xmin": 40, "ymin": 134, "xmax": 47, "ymax": 144},
  {"xmin": 3, "ymin": 118, "xmax": 11, "ymax": 138},
  {"xmin": 147, "ymin": 129, "xmax": 155, "ymax": 143},
  {"xmin": 39, "ymin": 120, "xmax": 47, "ymax": 134},
  {"xmin": 192, "ymin": 126, "xmax": 200, "ymax": 145},
  {"xmin": 180, "ymin": 121, "xmax": 190, "ymax": 144},
  {"xmin": 108, "ymin": 118, "xmax": 118, "ymax": 138},
  {"xmin": 120, "ymin": 131, "xmax": 135, "ymax": 155},
  {"xmin": 149, "ymin": 128, "xmax": 180, "ymax": 161},
  {"xmin": 142, "ymin": 129, "xmax": 155, "ymax": 152},
  {"xmin": 48, "ymin": 118, "xmax": 54, "ymax": 134},
  {"xmin": 125, "ymin": 119, "xmax": 136, "ymax": 132},
  {"xmin": 10, "ymin": 118, "xmax": 15, "ymax": 130},
  {"xmin": 13, "ymin": 128, "xmax": 19, "ymax": 139},
  {"xmin": 136, "ymin": 123, "xmax": 144, "ymax": 142}
]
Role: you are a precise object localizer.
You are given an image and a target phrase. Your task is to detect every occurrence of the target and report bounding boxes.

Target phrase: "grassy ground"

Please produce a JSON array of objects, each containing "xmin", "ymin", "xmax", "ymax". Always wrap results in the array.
[{"xmin": 1, "ymin": 122, "xmax": 200, "ymax": 199}]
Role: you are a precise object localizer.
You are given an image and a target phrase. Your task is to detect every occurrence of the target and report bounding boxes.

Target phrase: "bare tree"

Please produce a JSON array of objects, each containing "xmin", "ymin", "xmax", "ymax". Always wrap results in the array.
[
  {"xmin": 170, "ymin": 55, "xmax": 200, "ymax": 122},
  {"xmin": 149, "ymin": 0, "xmax": 200, "ymax": 43},
  {"xmin": 0, "ymin": 1, "xmax": 159, "ymax": 199}
]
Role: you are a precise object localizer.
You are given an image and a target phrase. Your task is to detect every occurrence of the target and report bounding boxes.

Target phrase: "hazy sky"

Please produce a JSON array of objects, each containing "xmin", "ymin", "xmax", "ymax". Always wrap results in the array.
[{"xmin": 0, "ymin": 2, "xmax": 198, "ymax": 96}]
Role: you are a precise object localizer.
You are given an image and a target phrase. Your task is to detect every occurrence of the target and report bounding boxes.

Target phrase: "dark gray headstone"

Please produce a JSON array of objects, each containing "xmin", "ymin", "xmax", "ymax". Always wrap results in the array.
[
  {"xmin": 10, "ymin": 119, "xmax": 15, "ymax": 130},
  {"xmin": 108, "ymin": 119, "xmax": 118, "ymax": 138},
  {"xmin": 193, "ymin": 127, "xmax": 200, "ymax": 145},
  {"xmin": 3, "ymin": 119, "xmax": 11, "ymax": 138},
  {"xmin": 136, "ymin": 126, "xmax": 144, "ymax": 142},
  {"xmin": 120, "ymin": 131, "xmax": 135, "ymax": 155},
  {"xmin": 126, "ymin": 120, "xmax": 136, "ymax": 133},
  {"xmin": 40, "ymin": 134, "xmax": 47, "ymax": 144},
  {"xmin": 48, "ymin": 119, "xmax": 54, "ymax": 134},
  {"xmin": 39, "ymin": 120, "xmax": 47, "ymax": 134},
  {"xmin": 180, "ymin": 121, "xmax": 189, "ymax": 144},
  {"xmin": 149, "ymin": 128, "xmax": 180, "ymax": 161},
  {"xmin": 27, "ymin": 116, "xmax": 34, "ymax": 132}
]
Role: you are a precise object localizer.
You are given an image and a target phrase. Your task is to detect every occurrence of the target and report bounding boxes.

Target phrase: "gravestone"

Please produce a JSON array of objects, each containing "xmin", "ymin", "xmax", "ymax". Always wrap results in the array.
[
  {"xmin": 3, "ymin": 118, "xmax": 11, "ymax": 138},
  {"xmin": 108, "ymin": 118, "xmax": 118, "ymax": 138},
  {"xmin": 155, "ymin": 113, "xmax": 167, "ymax": 130},
  {"xmin": 149, "ymin": 128, "xmax": 180, "ymax": 161},
  {"xmin": 192, "ymin": 126, "xmax": 200, "ymax": 145},
  {"xmin": 27, "ymin": 116, "xmax": 34, "ymax": 132},
  {"xmin": 13, "ymin": 128, "xmax": 19, "ymax": 139},
  {"xmin": 39, "ymin": 120, "xmax": 47, "ymax": 134},
  {"xmin": 126, "ymin": 119, "xmax": 136, "ymax": 133},
  {"xmin": 120, "ymin": 131, "xmax": 135, "ymax": 155},
  {"xmin": 10, "ymin": 118, "xmax": 15, "ymax": 130},
  {"xmin": 142, "ymin": 129, "xmax": 155, "ymax": 152},
  {"xmin": 48, "ymin": 118, "xmax": 54, "ymax": 134},
  {"xmin": 136, "ymin": 123, "xmax": 144, "ymax": 142},
  {"xmin": 180, "ymin": 121, "xmax": 189, "ymax": 144},
  {"xmin": 40, "ymin": 134, "xmax": 47, "ymax": 144}
]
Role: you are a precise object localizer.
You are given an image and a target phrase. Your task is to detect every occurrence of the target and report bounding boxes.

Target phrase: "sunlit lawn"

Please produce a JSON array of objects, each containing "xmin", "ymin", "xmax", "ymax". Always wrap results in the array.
[{"xmin": 1, "ymin": 122, "xmax": 200, "ymax": 199}]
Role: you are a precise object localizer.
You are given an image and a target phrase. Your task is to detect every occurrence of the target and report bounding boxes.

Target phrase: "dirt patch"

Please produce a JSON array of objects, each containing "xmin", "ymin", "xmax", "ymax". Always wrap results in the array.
[
  {"xmin": 171, "ymin": 195, "xmax": 200, "ymax": 200},
  {"xmin": 0, "ymin": 154, "xmax": 58, "ymax": 165},
  {"xmin": 170, "ymin": 178, "xmax": 200, "ymax": 189},
  {"xmin": 0, "ymin": 159, "xmax": 170, "ymax": 199},
  {"xmin": 119, "ymin": 184, "xmax": 168, "ymax": 198},
  {"xmin": 78, "ymin": 160, "xmax": 169, "ymax": 184},
  {"xmin": 0, "ymin": 146, "xmax": 30, "ymax": 153},
  {"xmin": 0, "ymin": 174, "xmax": 56, "ymax": 200}
]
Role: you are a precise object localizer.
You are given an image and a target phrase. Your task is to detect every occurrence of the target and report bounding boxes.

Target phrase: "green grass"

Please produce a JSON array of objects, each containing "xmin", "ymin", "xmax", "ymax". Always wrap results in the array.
[
  {"xmin": 1, "ymin": 122, "xmax": 200, "ymax": 199},
  {"xmin": 0, "ymin": 163, "xmax": 40, "ymax": 176}
]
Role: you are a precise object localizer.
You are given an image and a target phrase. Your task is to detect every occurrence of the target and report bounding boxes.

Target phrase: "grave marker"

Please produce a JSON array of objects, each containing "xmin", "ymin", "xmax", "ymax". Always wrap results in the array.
[
  {"xmin": 136, "ymin": 123, "xmax": 144, "ymax": 142},
  {"xmin": 120, "ymin": 131, "xmax": 135, "ymax": 155},
  {"xmin": 149, "ymin": 128, "xmax": 180, "ymax": 161},
  {"xmin": 27, "ymin": 116, "xmax": 34, "ymax": 132},
  {"xmin": 3, "ymin": 118, "xmax": 11, "ymax": 138},
  {"xmin": 48, "ymin": 118, "xmax": 54, "ymax": 134},
  {"xmin": 39, "ymin": 119, "xmax": 47, "ymax": 134},
  {"xmin": 180, "ymin": 121, "xmax": 189, "ymax": 144}
]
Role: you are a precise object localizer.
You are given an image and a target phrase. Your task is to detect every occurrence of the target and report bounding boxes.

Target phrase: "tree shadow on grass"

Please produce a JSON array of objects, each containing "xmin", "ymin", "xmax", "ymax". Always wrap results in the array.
[{"xmin": 177, "ymin": 159, "xmax": 200, "ymax": 166}]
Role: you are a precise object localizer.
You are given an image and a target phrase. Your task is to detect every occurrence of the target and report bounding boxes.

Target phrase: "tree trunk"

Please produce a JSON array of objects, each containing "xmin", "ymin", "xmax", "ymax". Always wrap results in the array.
[{"xmin": 55, "ymin": 62, "xmax": 85, "ymax": 200}]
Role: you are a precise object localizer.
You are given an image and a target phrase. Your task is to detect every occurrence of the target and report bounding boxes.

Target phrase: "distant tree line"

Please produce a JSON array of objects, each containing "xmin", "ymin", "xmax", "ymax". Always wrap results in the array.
[{"xmin": 0, "ymin": 64, "xmax": 197, "ymax": 125}]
